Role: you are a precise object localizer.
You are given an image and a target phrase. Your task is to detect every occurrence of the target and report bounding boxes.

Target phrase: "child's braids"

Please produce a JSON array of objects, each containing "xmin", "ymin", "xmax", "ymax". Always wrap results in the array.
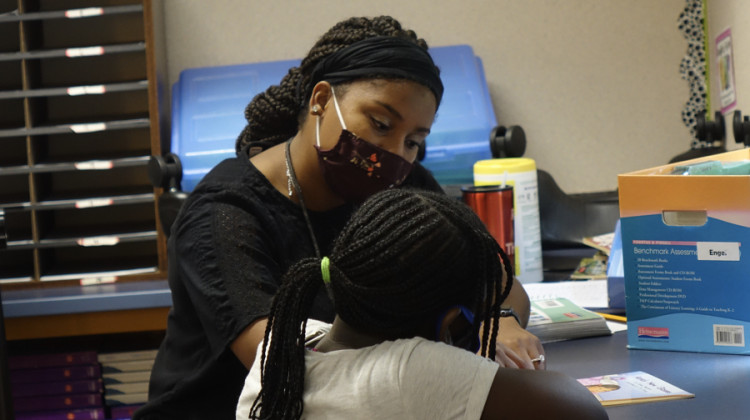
[{"xmin": 250, "ymin": 189, "xmax": 514, "ymax": 420}]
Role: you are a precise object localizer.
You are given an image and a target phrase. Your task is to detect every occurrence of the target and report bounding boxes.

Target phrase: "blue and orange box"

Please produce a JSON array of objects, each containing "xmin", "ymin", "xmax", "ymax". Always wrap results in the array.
[{"xmin": 619, "ymin": 148, "xmax": 750, "ymax": 355}]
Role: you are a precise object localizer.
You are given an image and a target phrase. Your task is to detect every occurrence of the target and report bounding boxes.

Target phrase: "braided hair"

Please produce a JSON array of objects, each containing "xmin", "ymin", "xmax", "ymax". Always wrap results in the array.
[
  {"xmin": 236, "ymin": 16, "xmax": 432, "ymax": 155},
  {"xmin": 249, "ymin": 189, "xmax": 515, "ymax": 420}
]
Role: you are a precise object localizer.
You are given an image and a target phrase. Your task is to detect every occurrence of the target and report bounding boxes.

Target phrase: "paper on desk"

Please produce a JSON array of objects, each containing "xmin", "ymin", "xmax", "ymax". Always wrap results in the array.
[
  {"xmin": 523, "ymin": 280, "xmax": 609, "ymax": 309},
  {"xmin": 607, "ymin": 321, "xmax": 628, "ymax": 333}
]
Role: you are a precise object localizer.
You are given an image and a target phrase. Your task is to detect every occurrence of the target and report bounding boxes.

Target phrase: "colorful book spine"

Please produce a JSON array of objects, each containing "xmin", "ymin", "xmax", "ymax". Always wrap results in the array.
[
  {"xmin": 13, "ymin": 393, "xmax": 103, "ymax": 412},
  {"xmin": 14, "ymin": 408, "xmax": 105, "ymax": 420},
  {"xmin": 8, "ymin": 349, "xmax": 159, "ymax": 420},
  {"xmin": 109, "ymin": 404, "xmax": 143, "ymax": 420},
  {"xmin": 10, "ymin": 364, "xmax": 102, "ymax": 385},
  {"xmin": 11, "ymin": 379, "xmax": 103, "ymax": 398},
  {"xmin": 9, "ymin": 351, "xmax": 99, "ymax": 370}
]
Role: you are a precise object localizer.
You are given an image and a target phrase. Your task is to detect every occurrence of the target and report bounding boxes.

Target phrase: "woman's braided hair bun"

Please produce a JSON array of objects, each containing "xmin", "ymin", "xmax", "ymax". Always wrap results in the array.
[{"xmin": 235, "ymin": 16, "xmax": 429, "ymax": 154}]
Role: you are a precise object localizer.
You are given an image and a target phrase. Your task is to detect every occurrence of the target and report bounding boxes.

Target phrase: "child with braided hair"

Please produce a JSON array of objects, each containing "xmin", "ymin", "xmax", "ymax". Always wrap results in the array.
[
  {"xmin": 137, "ymin": 16, "xmax": 542, "ymax": 419},
  {"xmin": 236, "ymin": 189, "xmax": 606, "ymax": 420}
]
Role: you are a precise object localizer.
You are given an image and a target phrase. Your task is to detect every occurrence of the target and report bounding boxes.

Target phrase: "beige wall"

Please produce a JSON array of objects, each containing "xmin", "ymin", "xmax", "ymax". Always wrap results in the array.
[
  {"xmin": 161, "ymin": 0, "xmax": 690, "ymax": 193},
  {"xmin": 706, "ymin": 0, "xmax": 750, "ymax": 150}
]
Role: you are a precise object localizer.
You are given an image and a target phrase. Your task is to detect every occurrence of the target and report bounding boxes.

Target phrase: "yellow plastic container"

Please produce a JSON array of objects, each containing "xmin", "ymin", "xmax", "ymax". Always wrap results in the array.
[{"xmin": 474, "ymin": 158, "xmax": 543, "ymax": 283}]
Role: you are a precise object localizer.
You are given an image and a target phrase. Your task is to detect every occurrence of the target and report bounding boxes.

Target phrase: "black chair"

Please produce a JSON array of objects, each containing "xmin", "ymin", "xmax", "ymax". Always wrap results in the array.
[
  {"xmin": 537, "ymin": 169, "xmax": 620, "ymax": 249},
  {"xmin": 148, "ymin": 153, "xmax": 189, "ymax": 238},
  {"xmin": 669, "ymin": 111, "xmax": 727, "ymax": 163},
  {"xmin": 536, "ymin": 169, "xmax": 620, "ymax": 279}
]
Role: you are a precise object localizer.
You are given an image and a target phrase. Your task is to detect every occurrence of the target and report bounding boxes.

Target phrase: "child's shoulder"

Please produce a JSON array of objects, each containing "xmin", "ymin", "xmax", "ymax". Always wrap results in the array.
[{"xmin": 384, "ymin": 337, "xmax": 493, "ymax": 371}]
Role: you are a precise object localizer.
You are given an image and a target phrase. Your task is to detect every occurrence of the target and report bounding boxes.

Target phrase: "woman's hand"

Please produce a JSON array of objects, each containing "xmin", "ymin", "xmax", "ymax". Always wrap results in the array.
[{"xmin": 494, "ymin": 317, "xmax": 546, "ymax": 370}]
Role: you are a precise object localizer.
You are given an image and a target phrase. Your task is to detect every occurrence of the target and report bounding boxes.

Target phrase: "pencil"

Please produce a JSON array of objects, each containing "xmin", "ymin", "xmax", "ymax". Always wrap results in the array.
[{"xmin": 594, "ymin": 312, "xmax": 627, "ymax": 323}]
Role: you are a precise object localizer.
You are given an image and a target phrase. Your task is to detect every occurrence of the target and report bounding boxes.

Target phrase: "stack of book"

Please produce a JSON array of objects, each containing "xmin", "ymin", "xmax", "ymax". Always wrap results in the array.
[
  {"xmin": 526, "ymin": 297, "xmax": 612, "ymax": 343},
  {"xmin": 9, "ymin": 351, "xmax": 105, "ymax": 420},
  {"xmin": 99, "ymin": 349, "xmax": 157, "ymax": 419}
]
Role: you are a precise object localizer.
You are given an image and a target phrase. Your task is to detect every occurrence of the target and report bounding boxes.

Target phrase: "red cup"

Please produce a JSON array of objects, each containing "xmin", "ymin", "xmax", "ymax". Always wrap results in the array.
[{"xmin": 461, "ymin": 185, "xmax": 515, "ymax": 266}]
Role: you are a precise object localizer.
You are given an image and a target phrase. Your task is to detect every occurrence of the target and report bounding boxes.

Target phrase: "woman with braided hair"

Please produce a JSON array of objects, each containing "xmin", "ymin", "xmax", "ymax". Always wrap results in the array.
[
  {"xmin": 136, "ymin": 16, "xmax": 543, "ymax": 420},
  {"xmin": 236, "ymin": 189, "xmax": 606, "ymax": 420}
]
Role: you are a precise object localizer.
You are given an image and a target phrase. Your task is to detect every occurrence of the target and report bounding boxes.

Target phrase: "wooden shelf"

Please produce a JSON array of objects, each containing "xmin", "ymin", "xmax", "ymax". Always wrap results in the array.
[
  {"xmin": 4, "ymin": 307, "xmax": 169, "ymax": 340},
  {"xmin": 0, "ymin": 4, "xmax": 144, "ymax": 23},
  {"xmin": 0, "ymin": 0, "xmax": 168, "ymax": 289},
  {"xmin": 2, "ymin": 279, "xmax": 172, "ymax": 339}
]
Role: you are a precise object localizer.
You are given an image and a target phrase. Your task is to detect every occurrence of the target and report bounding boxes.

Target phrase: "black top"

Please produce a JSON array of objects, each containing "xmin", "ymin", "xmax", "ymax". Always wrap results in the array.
[{"xmin": 134, "ymin": 154, "xmax": 443, "ymax": 419}]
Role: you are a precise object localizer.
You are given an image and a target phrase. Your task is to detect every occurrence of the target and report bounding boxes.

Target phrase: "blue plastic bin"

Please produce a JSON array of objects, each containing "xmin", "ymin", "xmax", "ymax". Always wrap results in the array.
[
  {"xmin": 171, "ymin": 58, "xmax": 300, "ymax": 192},
  {"xmin": 171, "ymin": 45, "xmax": 496, "ymax": 191}
]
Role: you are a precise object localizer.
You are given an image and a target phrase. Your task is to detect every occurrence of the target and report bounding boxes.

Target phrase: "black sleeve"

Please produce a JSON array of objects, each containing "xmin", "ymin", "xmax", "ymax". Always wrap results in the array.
[{"xmin": 171, "ymin": 189, "xmax": 281, "ymax": 354}]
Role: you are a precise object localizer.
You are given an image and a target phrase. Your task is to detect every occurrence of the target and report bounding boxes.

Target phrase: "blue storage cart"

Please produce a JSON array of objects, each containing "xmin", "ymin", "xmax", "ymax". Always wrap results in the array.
[{"xmin": 169, "ymin": 44, "xmax": 497, "ymax": 191}]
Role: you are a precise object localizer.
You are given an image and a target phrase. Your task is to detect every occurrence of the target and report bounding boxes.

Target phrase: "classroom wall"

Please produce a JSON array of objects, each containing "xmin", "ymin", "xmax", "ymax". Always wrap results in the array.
[
  {"xmin": 161, "ymin": 0, "xmax": 690, "ymax": 193},
  {"xmin": 706, "ymin": 0, "xmax": 750, "ymax": 149}
]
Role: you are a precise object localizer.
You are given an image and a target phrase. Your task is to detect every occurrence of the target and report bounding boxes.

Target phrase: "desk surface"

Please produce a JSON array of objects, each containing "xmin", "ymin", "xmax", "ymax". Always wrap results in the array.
[{"xmin": 546, "ymin": 331, "xmax": 750, "ymax": 419}]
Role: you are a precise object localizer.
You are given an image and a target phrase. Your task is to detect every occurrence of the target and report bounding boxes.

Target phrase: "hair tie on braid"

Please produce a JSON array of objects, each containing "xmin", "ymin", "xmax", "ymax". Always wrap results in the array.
[
  {"xmin": 321, "ymin": 257, "xmax": 331, "ymax": 285},
  {"xmin": 321, "ymin": 256, "xmax": 335, "ymax": 303}
]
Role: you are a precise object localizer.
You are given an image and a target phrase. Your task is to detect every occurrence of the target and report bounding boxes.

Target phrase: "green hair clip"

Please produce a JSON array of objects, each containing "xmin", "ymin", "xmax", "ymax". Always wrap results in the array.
[{"xmin": 321, "ymin": 256, "xmax": 331, "ymax": 285}]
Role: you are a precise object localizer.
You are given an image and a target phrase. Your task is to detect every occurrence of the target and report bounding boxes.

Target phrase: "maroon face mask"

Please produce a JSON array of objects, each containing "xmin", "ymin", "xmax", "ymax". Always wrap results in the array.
[{"xmin": 314, "ymin": 88, "xmax": 413, "ymax": 203}]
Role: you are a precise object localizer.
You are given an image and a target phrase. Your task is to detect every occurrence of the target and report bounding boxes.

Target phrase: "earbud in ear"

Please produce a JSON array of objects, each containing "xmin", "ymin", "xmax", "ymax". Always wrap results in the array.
[{"xmin": 311, "ymin": 105, "xmax": 322, "ymax": 115}]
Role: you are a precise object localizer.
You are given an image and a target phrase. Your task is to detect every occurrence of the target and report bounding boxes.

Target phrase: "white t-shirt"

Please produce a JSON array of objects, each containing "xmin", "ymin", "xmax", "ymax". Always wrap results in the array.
[{"xmin": 236, "ymin": 320, "xmax": 499, "ymax": 420}]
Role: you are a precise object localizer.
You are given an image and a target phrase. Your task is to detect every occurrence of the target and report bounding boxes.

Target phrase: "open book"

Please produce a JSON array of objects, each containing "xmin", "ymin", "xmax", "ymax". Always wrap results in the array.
[
  {"xmin": 578, "ymin": 371, "xmax": 694, "ymax": 407},
  {"xmin": 582, "ymin": 232, "xmax": 615, "ymax": 256},
  {"xmin": 526, "ymin": 297, "xmax": 611, "ymax": 343}
]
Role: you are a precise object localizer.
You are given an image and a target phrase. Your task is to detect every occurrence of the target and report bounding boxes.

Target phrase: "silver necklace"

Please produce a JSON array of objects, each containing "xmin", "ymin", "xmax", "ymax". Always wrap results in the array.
[
  {"xmin": 285, "ymin": 152, "xmax": 293, "ymax": 197},
  {"xmin": 284, "ymin": 140, "xmax": 321, "ymax": 258}
]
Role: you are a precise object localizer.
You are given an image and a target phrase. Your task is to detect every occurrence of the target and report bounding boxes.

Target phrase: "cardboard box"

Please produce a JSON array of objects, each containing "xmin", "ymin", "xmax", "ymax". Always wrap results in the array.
[{"xmin": 618, "ymin": 149, "xmax": 750, "ymax": 354}]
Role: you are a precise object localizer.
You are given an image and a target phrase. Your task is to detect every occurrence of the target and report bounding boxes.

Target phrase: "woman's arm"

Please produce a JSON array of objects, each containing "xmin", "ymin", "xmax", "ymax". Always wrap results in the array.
[
  {"xmin": 230, "ymin": 318, "xmax": 269, "ymax": 369},
  {"xmin": 481, "ymin": 369, "xmax": 608, "ymax": 420},
  {"xmin": 494, "ymin": 279, "xmax": 545, "ymax": 370},
  {"xmin": 176, "ymin": 185, "xmax": 283, "ymax": 372},
  {"xmin": 503, "ymin": 275, "xmax": 531, "ymax": 326}
]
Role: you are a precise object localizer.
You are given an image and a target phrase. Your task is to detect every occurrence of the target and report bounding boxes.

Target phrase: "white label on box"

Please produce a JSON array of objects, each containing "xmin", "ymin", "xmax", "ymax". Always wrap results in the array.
[
  {"xmin": 67, "ymin": 85, "xmax": 106, "ymax": 96},
  {"xmin": 75, "ymin": 198, "xmax": 113, "ymax": 208},
  {"xmin": 713, "ymin": 325, "xmax": 745, "ymax": 347},
  {"xmin": 696, "ymin": 242, "xmax": 740, "ymax": 261},
  {"xmin": 77, "ymin": 236, "xmax": 120, "ymax": 247},
  {"xmin": 65, "ymin": 7, "xmax": 104, "ymax": 18},
  {"xmin": 80, "ymin": 276, "xmax": 117, "ymax": 286},
  {"xmin": 70, "ymin": 123, "xmax": 107, "ymax": 133},
  {"xmin": 74, "ymin": 160, "xmax": 113, "ymax": 170},
  {"xmin": 65, "ymin": 46, "xmax": 105, "ymax": 57}
]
